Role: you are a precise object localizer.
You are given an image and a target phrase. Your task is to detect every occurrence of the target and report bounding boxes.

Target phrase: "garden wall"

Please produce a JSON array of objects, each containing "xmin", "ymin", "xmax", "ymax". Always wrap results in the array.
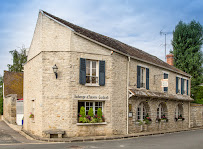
[
  {"xmin": 190, "ymin": 103, "xmax": 203, "ymax": 127},
  {"xmin": 3, "ymin": 94, "xmax": 17, "ymax": 124}
]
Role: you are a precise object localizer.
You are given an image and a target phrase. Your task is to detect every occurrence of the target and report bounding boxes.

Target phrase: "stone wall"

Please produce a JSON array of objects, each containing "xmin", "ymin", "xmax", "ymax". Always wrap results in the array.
[
  {"xmin": 190, "ymin": 103, "xmax": 203, "ymax": 128},
  {"xmin": 3, "ymin": 94, "xmax": 17, "ymax": 124},
  {"xmin": 128, "ymin": 97, "xmax": 190, "ymax": 133}
]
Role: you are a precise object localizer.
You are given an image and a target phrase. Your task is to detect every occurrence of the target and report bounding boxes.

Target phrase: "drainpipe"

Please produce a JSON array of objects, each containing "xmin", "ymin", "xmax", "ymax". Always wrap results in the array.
[
  {"xmin": 188, "ymin": 102, "xmax": 190, "ymax": 128},
  {"xmin": 127, "ymin": 56, "xmax": 130, "ymax": 134}
]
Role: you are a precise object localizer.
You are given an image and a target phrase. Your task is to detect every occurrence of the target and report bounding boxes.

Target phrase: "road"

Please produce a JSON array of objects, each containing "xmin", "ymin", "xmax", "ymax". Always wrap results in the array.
[{"xmin": 1, "ymin": 120, "xmax": 203, "ymax": 149}]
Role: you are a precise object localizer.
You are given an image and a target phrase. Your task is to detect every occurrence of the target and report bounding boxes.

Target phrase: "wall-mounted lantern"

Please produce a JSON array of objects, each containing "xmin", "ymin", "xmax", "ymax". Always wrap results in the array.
[{"xmin": 52, "ymin": 64, "xmax": 58, "ymax": 79}]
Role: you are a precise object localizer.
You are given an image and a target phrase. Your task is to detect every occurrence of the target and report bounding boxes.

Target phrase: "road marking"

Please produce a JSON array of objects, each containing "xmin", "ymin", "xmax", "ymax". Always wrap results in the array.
[{"xmin": 120, "ymin": 145, "xmax": 125, "ymax": 147}]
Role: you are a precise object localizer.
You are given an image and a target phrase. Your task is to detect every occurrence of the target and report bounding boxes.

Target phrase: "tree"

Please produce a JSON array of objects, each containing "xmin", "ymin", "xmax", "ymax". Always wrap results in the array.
[
  {"xmin": 7, "ymin": 46, "xmax": 27, "ymax": 72},
  {"xmin": 172, "ymin": 20, "xmax": 203, "ymax": 101}
]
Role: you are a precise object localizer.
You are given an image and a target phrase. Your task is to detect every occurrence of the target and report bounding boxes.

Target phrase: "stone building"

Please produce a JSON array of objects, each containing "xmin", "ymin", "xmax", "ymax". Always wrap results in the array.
[{"xmin": 23, "ymin": 10, "xmax": 193, "ymax": 138}]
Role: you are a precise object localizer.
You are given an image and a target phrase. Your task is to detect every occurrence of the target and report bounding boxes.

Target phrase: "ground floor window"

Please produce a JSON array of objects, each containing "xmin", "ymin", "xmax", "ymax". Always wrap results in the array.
[
  {"xmin": 78, "ymin": 101, "xmax": 104, "ymax": 123},
  {"xmin": 78, "ymin": 101, "xmax": 103, "ymax": 115},
  {"xmin": 175, "ymin": 104, "xmax": 184, "ymax": 121},
  {"xmin": 157, "ymin": 102, "xmax": 167, "ymax": 119}
]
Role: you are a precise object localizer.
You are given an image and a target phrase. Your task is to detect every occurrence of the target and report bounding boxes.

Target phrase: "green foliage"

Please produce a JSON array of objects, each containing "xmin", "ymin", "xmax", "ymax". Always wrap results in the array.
[
  {"xmin": 79, "ymin": 106, "xmax": 86, "ymax": 117},
  {"xmin": 90, "ymin": 118, "xmax": 98, "ymax": 123},
  {"xmin": 88, "ymin": 107, "xmax": 94, "ymax": 117},
  {"xmin": 97, "ymin": 108, "xmax": 102, "ymax": 118},
  {"xmin": 79, "ymin": 117, "xmax": 89, "ymax": 123},
  {"xmin": 171, "ymin": 20, "xmax": 203, "ymax": 100},
  {"xmin": 194, "ymin": 86, "xmax": 203, "ymax": 104},
  {"xmin": 7, "ymin": 46, "xmax": 27, "ymax": 72}
]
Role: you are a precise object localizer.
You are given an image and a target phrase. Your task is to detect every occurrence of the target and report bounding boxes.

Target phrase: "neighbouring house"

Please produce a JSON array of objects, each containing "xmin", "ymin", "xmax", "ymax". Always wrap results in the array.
[
  {"xmin": 23, "ymin": 10, "xmax": 193, "ymax": 138},
  {"xmin": 3, "ymin": 71, "xmax": 24, "ymax": 125}
]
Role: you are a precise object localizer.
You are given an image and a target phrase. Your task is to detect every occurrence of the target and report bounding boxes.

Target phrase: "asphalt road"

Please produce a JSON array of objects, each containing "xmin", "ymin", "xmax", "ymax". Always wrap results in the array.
[{"xmin": 1, "ymin": 120, "xmax": 203, "ymax": 149}]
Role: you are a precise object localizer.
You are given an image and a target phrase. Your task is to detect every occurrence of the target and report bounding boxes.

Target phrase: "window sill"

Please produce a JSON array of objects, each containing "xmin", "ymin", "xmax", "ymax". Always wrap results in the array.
[
  {"xmin": 85, "ymin": 84, "xmax": 100, "ymax": 87},
  {"xmin": 76, "ymin": 122, "xmax": 107, "ymax": 126}
]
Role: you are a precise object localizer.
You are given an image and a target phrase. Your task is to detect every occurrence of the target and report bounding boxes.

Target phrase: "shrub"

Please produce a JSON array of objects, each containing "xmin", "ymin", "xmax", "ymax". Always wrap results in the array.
[
  {"xmin": 80, "ymin": 106, "xmax": 86, "ymax": 117},
  {"xmin": 88, "ymin": 107, "xmax": 94, "ymax": 117},
  {"xmin": 97, "ymin": 108, "xmax": 102, "ymax": 118}
]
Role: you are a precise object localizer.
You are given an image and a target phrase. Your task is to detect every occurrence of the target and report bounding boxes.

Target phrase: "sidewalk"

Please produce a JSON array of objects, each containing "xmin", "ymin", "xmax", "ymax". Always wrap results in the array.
[
  {"xmin": 0, "ymin": 119, "xmax": 41, "ymax": 144},
  {"xmin": 2, "ymin": 118, "xmax": 203, "ymax": 143},
  {"xmin": 22, "ymin": 126, "xmax": 203, "ymax": 143}
]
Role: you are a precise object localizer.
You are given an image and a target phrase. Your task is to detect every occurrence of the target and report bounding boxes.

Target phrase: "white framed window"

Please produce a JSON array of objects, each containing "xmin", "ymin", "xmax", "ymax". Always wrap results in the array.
[
  {"xmin": 140, "ymin": 67, "xmax": 146, "ymax": 88},
  {"xmin": 163, "ymin": 73, "xmax": 168, "ymax": 92},
  {"xmin": 157, "ymin": 104, "xmax": 164, "ymax": 119},
  {"xmin": 137, "ymin": 103, "xmax": 146, "ymax": 121},
  {"xmin": 86, "ymin": 60, "xmax": 99, "ymax": 85},
  {"xmin": 175, "ymin": 104, "xmax": 183, "ymax": 118},
  {"xmin": 78, "ymin": 101, "xmax": 103, "ymax": 115},
  {"xmin": 178, "ymin": 78, "xmax": 181, "ymax": 94},
  {"xmin": 184, "ymin": 79, "xmax": 187, "ymax": 95}
]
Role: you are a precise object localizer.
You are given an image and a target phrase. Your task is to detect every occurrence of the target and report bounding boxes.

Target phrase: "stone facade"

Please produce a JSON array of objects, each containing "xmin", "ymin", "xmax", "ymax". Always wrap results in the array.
[{"xmin": 23, "ymin": 11, "xmax": 192, "ymax": 138}]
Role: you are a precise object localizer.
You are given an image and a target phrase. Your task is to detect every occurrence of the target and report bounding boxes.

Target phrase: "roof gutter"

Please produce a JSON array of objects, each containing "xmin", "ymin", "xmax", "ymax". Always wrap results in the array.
[{"xmin": 41, "ymin": 10, "xmax": 191, "ymax": 78}]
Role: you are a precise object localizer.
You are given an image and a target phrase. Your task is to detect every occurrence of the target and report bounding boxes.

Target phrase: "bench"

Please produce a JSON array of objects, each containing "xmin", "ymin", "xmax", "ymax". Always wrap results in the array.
[{"xmin": 43, "ymin": 129, "xmax": 65, "ymax": 138}]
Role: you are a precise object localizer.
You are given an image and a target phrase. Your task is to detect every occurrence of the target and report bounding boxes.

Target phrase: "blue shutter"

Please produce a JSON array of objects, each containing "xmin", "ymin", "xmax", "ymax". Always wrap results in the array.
[
  {"xmin": 79, "ymin": 58, "xmax": 86, "ymax": 85},
  {"xmin": 181, "ymin": 78, "xmax": 184, "ymax": 95},
  {"xmin": 146, "ymin": 68, "xmax": 149, "ymax": 90},
  {"xmin": 137, "ymin": 66, "xmax": 141, "ymax": 88},
  {"xmin": 99, "ymin": 61, "xmax": 105, "ymax": 86},
  {"xmin": 187, "ymin": 80, "xmax": 189, "ymax": 95},
  {"xmin": 176, "ymin": 77, "xmax": 179, "ymax": 94}
]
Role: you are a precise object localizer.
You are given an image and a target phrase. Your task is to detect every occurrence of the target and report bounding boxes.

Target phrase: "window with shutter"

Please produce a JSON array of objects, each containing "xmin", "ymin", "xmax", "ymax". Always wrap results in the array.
[
  {"xmin": 80, "ymin": 58, "xmax": 105, "ymax": 86},
  {"xmin": 163, "ymin": 73, "xmax": 168, "ymax": 92}
]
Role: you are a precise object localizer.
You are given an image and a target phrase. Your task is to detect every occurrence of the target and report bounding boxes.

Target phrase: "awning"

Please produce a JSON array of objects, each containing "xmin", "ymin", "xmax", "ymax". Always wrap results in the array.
[{"xmin": 129, "ymin": 89, "xmax": 194, "ymax": 101}]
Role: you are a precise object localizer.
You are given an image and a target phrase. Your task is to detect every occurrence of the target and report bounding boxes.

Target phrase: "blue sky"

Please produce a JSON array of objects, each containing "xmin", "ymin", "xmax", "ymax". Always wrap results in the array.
[{"xmin": 0, "ymin": 0, "xmax": 203, "ymax": 76}]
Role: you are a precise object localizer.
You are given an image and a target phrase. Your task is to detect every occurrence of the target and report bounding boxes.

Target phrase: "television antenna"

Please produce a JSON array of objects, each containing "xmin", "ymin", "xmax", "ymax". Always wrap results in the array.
[{"xmin": 160, "ymin": 30, "xmax": 172, "ymax": 61}]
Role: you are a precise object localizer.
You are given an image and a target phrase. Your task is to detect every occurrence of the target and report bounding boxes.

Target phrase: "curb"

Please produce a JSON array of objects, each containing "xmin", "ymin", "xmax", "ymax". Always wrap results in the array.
[{"xmin": 20, "ymin": 127, "xmax": 203, "ymax": 143}]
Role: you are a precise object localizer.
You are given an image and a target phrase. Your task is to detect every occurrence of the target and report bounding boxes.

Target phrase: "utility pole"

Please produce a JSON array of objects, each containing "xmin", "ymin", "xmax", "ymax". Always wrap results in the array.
[{"xmin": 160, "ymin": 30, "xmax": 172, "ymax": 62}]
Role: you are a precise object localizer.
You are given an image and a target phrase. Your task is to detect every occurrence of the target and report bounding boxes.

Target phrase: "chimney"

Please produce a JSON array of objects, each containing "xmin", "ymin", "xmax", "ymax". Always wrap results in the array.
[{"xmin": 166, "ymin": 54, "xmax": 174, "ymax": 66}]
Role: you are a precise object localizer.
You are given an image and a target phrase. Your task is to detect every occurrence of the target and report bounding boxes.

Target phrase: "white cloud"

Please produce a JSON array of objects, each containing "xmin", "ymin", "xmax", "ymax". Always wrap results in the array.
[{"xmin": 0, "ymin": 0, "xmax": 203, "ymax": 76}]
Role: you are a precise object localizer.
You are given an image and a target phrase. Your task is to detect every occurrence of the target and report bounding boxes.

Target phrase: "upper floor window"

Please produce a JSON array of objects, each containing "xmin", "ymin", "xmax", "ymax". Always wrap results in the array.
[
  {"xmin": 79, "ymin": 58, "xmax": 105, "ymax": 86},
  {"xmin": 140, "ymin": 67, "xmax": 146, "ymax": 88},
  {"xmin": 137, "ymin": 66, "xmax": 149, "ymax": 90},
  {"xmin": 176, "ymin": 76, "xmax": 189, "ymax": 95},
  {"xmin": 163, "ymin": 73, "xmax": 168, "ymax": 92},
  {"xmin": 86, "ymin": 60, "xmax": 98, "ymax": 84}
]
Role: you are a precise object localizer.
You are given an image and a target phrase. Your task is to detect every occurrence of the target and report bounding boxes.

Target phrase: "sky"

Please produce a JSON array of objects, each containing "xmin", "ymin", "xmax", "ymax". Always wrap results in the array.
[{"xmin": 0, "ymin": 0, "xmax": 203, "ymax": 76}]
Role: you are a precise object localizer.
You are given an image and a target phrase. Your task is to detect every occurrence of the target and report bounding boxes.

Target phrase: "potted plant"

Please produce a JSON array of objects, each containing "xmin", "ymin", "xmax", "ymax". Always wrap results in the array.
[
  {"xmin": 178, "ymin": 114, "xmax": 185, "ymax": 121},
  {"xmin": 156, "ymin": 117, "xmax": 161, "ymax": 123},
  {"xmin": 78, "ymin": 107, "xmax": 105, "ymax": 123},
  {"xmin": 161, "ymin": 115, "xmax": 168, "ymax": 122},
  {"xmin": 29, "ymin": 112, "xmax": 34, "ymax": 118},
  {"xmin": 144, "ymin": 113, "xmax": 152, "ymax": 125}
]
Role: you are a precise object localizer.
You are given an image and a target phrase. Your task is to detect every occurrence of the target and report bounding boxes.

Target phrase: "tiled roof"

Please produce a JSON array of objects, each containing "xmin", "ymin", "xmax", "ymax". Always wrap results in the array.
[
  {"xmin": 3, "ymin": 71, "xmax": 23, "ymax": 99},
  {"xmin": 42, "ymin": 10, "xmax": 190, "ymax": 77},
  {"xmin": 129, "ymin": 89, "xmax": 193, "ymax": 101}
]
